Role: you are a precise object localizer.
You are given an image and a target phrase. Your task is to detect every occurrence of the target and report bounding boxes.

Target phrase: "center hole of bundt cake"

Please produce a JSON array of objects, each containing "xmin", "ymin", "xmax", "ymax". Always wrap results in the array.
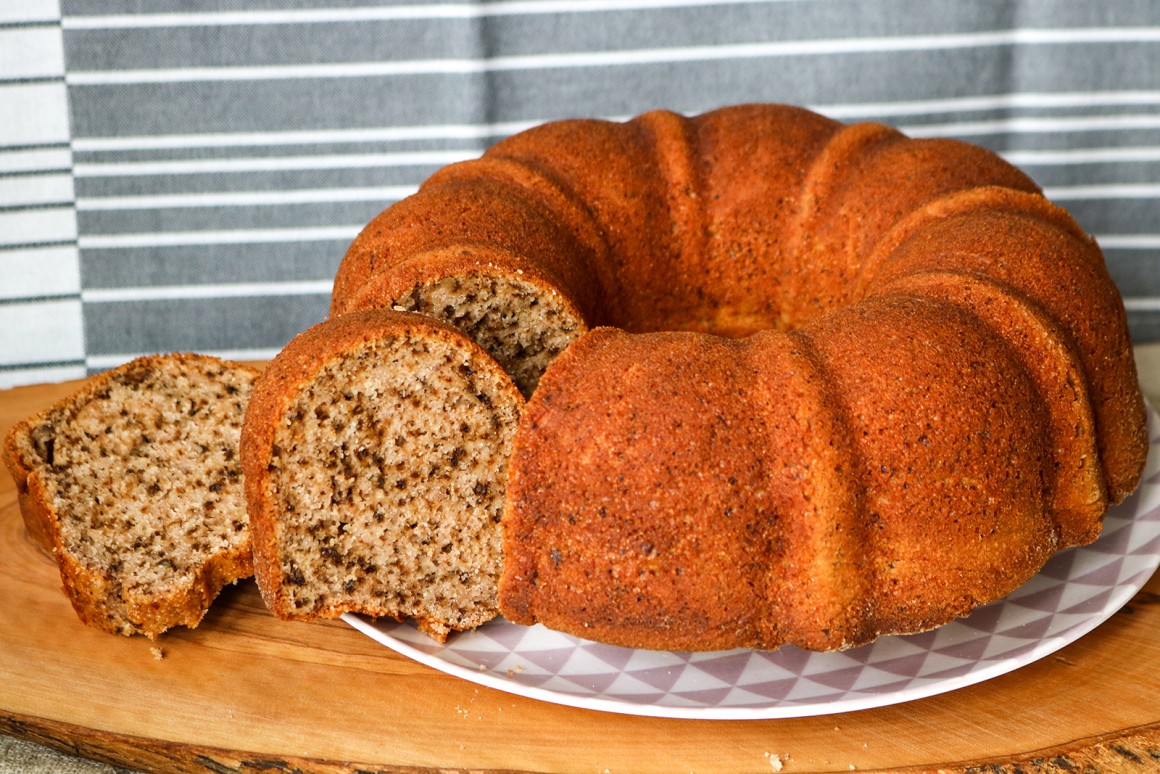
[{"xmin": 269, "ymin": 338, "xmax": 518, "ymax": 626}]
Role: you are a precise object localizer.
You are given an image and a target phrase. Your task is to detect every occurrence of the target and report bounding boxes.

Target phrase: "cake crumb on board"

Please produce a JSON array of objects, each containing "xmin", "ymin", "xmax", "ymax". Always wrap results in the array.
[{"xmin": 764, "ymin": 751, "xmax": 787, "ymax": 771}]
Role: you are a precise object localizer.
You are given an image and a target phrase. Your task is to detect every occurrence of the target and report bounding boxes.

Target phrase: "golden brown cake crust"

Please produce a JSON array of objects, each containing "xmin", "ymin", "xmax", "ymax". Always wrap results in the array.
[
  {"xmin": 500, "ymin": 328, "xmax": 877, "ymax": 651},
  {"xmin": 2, "ymin": 354, "xmax": 259, "ymax": 638},
  {"xmin": 500, "ymin": 299, "xmax": 1070, "ymax": 651}
]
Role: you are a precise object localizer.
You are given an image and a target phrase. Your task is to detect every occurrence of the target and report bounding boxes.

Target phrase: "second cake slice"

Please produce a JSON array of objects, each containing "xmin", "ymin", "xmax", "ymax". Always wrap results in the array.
[{"xmin": 242, "ymin": 309, "xmax": 524, "ymax": 640}]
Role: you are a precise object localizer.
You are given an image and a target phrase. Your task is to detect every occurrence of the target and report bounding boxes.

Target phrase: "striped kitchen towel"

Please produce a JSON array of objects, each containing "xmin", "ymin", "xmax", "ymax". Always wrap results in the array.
[{"xmin": 2, "ymin": 0, "xmax": 1159, "ymax": 388}]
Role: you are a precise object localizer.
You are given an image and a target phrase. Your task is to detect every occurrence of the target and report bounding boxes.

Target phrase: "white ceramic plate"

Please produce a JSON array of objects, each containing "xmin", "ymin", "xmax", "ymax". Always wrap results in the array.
[{"xmin": 346, "ymin": 403, "xmax": 1160, "ymax": 719}]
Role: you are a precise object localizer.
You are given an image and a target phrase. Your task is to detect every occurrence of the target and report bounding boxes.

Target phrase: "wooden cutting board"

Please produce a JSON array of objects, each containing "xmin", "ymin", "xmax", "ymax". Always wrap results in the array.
[{"xmin": 2, "ymin": 347, "xmax": 1160, "ymax": 774}]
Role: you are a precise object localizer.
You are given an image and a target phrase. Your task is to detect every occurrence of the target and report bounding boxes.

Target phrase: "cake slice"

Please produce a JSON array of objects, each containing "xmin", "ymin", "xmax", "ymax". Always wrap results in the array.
[
  {"xmin": 2, "ymin": 354, "xmax": 258, "ymax": 637},
  {"xmin": 242, "ymin": 309, "xmax": 524, "ymax": 641}
]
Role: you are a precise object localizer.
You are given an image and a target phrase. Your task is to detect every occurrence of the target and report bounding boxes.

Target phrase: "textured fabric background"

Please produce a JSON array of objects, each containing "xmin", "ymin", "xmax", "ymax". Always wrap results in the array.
[
  {"xmin": 2, "ymin": 0, "xmax": 1159, "ymax": 391},
  {"xmin": 1, "ymin": 2, "xmax": 1159, "ymax": 769}
]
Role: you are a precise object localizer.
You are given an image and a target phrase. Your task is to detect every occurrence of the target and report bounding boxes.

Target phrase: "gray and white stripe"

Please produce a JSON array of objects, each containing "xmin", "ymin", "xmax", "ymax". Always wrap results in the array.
[{"xmin": 2, "ymin": 0, "xmax": 1159, "ymax": 388}]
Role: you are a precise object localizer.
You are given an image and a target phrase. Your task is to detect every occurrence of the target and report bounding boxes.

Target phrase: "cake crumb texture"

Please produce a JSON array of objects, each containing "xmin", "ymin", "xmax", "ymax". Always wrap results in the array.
[
  {"xmin": 243, "ymin": 309, "xmax": 524, "ymax": 641},
  {"xmin": 2, "ymin": 353, "xmax": 258, "ymax": 637}
]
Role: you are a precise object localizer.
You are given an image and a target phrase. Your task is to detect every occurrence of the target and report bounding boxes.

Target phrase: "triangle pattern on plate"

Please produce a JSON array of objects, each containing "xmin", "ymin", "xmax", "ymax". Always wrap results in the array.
[
  {"xmin": 512, "ymin": 645, "xmax": 578, "ymax": 673},
  {"xmin": 559, "ymin": 670, "xmax": 623, "ymax": 694},
  {"xmin": 671, "ymin": 686, "xmax": 739, "ymax": 706},
  {"xmin": 1070, "ymin": 557, "xmax": 1128, "ymax": 588},
  {"xmin": 760, "ymin": 645, "xmax": 816, "ymax": 674},
  {"xmin": 956, "ymin": 601, "xmax": 1008, "ymax": 635},
  {"xmin": 1008, "ymin": 582, "xmax": 1068, "ymax": 612},
  {"xmin": 738, "ymin": 675, "xmax": 808, "ymax": 702},
  {"xmin": 994, "ymin": 612, "xmax": 1057, "ymax": 642},
  {"xmin": 472, "ymin": 619, "xmax": 535, "ymax": 651},
  {"xmin": 687, "ymin": 651, "xmax": 761, "ymax": 687},
  {"xmin": 625, "ymin": 662, "xmax": 689, "ymax": 693},
  {"xmin": 856, "ymin": 650, "xmax": 933, "ymax": 678},
  {"xmin": 1085, "ymin": 522, "xmax": 1135, "ymax": 555},
  {"xmin": 930, "ymin": 633, "xmax": 994, "ymax": 663},
  {"xmin": 446, "ymin": 648, "xmax": 512, "ymax": 670},
  {"xmin": 1058, "ymin": 588, "xmax": 1115, "ymax": 617},
  {"xmin": 576, "ymin": 641, "xmax": 637, "ymax": 672},
  {"xmin": 802, "ymin": 663, "xmax": 874, "ymax": 692},
  {"xmin": 1038, "ymin": 550, "xmax": 1078, "ymax": 581}
]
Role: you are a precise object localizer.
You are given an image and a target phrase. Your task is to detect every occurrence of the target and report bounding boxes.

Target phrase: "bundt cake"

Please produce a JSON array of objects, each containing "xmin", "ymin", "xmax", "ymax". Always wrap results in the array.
[
  {"xmin": 325, "ymin": 103, "xmax": 1147, "ymax": 651},
  {"xmin": 242, "ymin": 309, "xmax": 524, "ymax": 641},
  {"xmin": 2, "ymin": 354, "xmax": 257, "ymax": 637}
]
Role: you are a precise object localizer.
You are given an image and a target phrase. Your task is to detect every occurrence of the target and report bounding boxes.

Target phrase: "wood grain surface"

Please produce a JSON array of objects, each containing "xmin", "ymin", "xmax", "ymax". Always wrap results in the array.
[{"xmin": 1, "ymin": 345, "xmax": 1159, "ymax": 774}]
